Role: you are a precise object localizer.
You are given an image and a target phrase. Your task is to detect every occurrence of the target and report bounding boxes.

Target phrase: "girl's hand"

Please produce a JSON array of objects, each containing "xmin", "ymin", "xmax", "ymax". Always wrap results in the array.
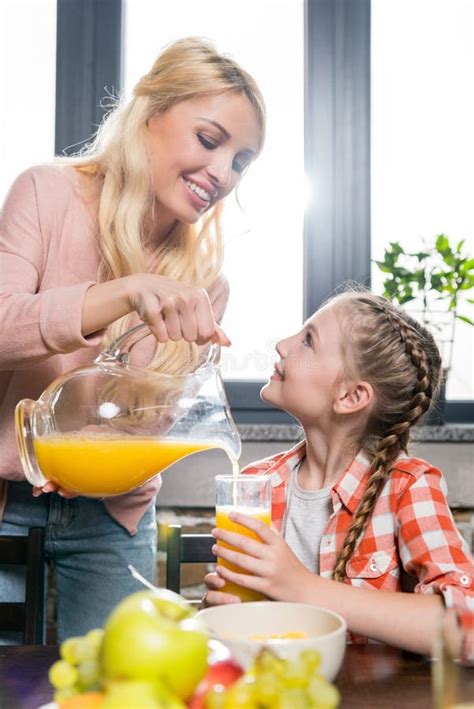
[
  {"xmin": 125, "ymin": 274, "xmax": 231, "ymax": 346},
  {"xmin": 212, "ymin": 512, "xmax": 312, "ymax": 602},
  {"xmin": 201, "ymin": 571, "xmax": 242, "ymax": 608},
  {"xmin": 32, "ymin": 482, "xmax": 78, "ymax": 499}
]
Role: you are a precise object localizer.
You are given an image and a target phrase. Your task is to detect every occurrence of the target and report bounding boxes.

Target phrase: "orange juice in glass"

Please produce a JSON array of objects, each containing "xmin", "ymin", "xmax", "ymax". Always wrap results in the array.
[{"xmin": 215, "ymin": 474, "xmax": 272, "ymax": 602}]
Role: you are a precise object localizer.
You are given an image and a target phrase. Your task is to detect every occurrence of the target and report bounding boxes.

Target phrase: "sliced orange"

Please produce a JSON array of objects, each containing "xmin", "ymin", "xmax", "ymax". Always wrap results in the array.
[{"xmin": 59, "ymin": 691, "xmax": 105, "ymax": 709}]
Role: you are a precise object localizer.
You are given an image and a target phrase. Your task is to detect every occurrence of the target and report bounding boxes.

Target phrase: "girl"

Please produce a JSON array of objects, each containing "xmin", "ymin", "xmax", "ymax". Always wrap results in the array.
[
  {"xmin": 0, "ymin": 37, "xmax": 265, "ymax": 640},
  {"xmin": 205, "ymin": 291, "xmax": 474, "ymax": 658}
]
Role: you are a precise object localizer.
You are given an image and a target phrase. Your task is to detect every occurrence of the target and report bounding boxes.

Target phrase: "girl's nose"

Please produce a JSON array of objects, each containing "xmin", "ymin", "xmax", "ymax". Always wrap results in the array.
[{"xmin": 276, "ymin": 340, "xmax": 287, "ymax": 358}]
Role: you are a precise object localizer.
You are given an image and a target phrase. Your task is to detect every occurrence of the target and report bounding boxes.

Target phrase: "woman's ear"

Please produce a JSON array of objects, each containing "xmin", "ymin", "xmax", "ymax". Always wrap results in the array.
[{"xmin": 334, "ymin": 380, "xmax": 374, "ymax": 416}]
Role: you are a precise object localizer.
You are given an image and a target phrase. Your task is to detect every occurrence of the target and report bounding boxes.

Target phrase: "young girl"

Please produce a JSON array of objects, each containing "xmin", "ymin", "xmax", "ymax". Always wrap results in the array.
[
  {"xmin": 205, "ymin": 291, "xmax": 474, "ymax": 658},
  {"xmin": 0, "ymin": 37, "xmax": 265, "ymax": 640}
]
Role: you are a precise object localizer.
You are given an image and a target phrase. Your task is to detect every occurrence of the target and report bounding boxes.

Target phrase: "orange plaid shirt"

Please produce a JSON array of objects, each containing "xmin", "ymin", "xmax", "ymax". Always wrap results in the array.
[{"xmin": 242, "ymin": 441, "xmax": 474, "ymax": 659}]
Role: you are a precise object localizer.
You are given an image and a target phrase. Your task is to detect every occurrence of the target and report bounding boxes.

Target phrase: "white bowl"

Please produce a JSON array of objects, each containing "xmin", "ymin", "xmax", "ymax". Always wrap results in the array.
[{"xmin": 197, "ymin": 602, "xmax": 347, "ymax": 681}]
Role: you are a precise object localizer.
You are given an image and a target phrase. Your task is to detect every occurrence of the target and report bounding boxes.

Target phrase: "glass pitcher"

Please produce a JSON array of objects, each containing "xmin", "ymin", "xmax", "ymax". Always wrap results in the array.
[{"xmin": 15, "ymin": 324, "xmax": 241, "ymax": 497}]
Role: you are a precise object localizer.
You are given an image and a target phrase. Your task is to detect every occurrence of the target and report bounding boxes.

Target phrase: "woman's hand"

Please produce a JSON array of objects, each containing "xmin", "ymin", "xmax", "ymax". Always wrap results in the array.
[
  {"xmin": 201, "ymin": 571, "xmax": 242, "ymax": 608},
  {"xmin": 82, "ymin": 274, "xmax": 231, "ymax": 346},
  {"xmin": 126, "ymin": 274, "xmax": 231, "ymax": 346},
  {"xmin": 211, "ymin": 512, "xmax": 312, "ymax": 602},
  {"xmin": 32, "ymin": 482, "xmax": 78, "ymax": 499}
]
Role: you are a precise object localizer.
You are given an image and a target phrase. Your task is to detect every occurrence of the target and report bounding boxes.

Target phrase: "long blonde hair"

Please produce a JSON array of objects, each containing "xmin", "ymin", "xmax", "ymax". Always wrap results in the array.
[
  {"xmin": 329, "ymin": 291, "xmax": 442, "ymax": 582},
  {"xmin": 67, "ymin": 37, "xmax": 266, "ymax": 374}
]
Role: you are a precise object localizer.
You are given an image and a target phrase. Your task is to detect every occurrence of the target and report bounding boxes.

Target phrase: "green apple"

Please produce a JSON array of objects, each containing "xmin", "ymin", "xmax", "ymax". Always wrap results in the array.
[{"xmin": 100, "ymin": 589, "xmax": 208, "ymax": 701}]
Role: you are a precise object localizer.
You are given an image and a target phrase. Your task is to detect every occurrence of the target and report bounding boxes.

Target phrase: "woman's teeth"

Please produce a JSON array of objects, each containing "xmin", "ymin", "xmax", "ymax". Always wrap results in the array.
[{"xmin": 185, "ymin": 179, "xmax": 211, "ymax": 202}]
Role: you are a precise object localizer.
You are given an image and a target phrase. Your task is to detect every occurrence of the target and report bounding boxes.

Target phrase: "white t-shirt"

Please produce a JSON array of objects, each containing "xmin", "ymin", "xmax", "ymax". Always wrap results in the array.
[{"xmin": 283, "ymin": 461, "xmax": 333, "ymax": 574}]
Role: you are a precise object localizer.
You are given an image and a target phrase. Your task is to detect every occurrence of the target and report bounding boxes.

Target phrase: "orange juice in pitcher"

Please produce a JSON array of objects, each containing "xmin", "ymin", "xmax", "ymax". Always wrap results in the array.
[{"xmin": 33, "ymin": 434, "xmax": 219, "ymax": 497}]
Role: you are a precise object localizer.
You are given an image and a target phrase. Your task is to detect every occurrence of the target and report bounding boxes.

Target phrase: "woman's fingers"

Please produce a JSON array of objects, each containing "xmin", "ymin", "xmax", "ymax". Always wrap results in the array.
[
  {"xmin": 211, "ymin": 323, "xmax": 232, "ymax": 347},
  {"xmin": 32, "ymin": 483, "xmax": 78, "ymax": 499}
]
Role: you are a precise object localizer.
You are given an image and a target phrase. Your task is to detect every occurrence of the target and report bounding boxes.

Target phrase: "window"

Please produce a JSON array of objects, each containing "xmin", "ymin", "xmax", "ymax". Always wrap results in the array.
[
  {"xmin": 123, "ymin": 0, "xmax": 305, "ymax": 381},
  {"xmin": 371, "ymin": 0, "xmax": 474, "ymax": 400},
  {"xmin": 3, "ymin": 0, "xmax": 471, "ymax": 421},
  {"xmin": 0, "ymin": 0, "xmax": 56, "ymax": 202}
]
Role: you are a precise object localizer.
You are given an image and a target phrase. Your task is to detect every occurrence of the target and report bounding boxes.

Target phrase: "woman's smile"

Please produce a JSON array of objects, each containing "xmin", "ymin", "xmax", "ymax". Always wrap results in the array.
[{"xmin": 182, "ymin": 176, "xmax": 215, "ymax": 210}]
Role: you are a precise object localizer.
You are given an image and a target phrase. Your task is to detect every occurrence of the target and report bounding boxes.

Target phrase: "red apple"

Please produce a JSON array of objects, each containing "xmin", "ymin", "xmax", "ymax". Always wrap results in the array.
[{"xmin": 187, "ymin": 659, "xmax": 244, "ymax": 708}]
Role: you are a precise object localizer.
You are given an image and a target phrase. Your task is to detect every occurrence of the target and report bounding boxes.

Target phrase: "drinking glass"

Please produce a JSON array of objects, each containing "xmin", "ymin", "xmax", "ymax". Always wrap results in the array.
[
  {"xmin": 215, "ymin": 474, "xmax": 272, "ymax": 602},
  {"xmin": 432, "ymin": 609, "xmax": 474, "ymax": 708}
]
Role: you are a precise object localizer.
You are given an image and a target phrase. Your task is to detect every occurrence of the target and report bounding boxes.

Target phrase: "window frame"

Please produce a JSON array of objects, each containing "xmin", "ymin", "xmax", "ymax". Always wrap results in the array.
[{"xmin": 55, "ymin": 0, "xmax": 473, "ymax": 423}]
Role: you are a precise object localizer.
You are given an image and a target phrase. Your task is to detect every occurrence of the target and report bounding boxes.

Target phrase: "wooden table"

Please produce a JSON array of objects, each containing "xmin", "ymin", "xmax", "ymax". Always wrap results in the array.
[{"xmin": 0, "ymin": 644, "xmax": 471, "ymax": 708}]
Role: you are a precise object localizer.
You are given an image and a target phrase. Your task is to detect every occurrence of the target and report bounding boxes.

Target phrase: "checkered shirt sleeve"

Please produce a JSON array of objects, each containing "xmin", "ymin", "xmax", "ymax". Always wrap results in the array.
[{"xmin": 396, "ymin": 464, "xmax": 474, "ymax": 661}]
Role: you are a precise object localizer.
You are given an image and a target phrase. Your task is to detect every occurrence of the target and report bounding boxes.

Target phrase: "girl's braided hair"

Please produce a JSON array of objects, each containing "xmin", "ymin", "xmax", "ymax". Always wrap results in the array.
[{"xmin": 330, "ymin": 291, "xmax": 443, "ymax": 582}]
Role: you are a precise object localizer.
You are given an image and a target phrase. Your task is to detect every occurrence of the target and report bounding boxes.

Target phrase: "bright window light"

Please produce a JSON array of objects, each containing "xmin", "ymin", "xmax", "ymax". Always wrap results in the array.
[
  {"xmin": 124, "ymin": 0, "xmax": 305, "ymax": 381},
  {"xmin": 371, "ymin": 0, "xmax": 474, "ymax": 400},
  {"xmin": 0, "ymin": 0, "xmax": 56, "ymax": 202}
]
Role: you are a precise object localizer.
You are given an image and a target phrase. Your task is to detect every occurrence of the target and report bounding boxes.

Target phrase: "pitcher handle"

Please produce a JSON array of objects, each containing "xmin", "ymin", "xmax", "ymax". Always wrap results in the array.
[{"xmin": 95, "ymin": 322, "xmax": 221, "ymax": 368}]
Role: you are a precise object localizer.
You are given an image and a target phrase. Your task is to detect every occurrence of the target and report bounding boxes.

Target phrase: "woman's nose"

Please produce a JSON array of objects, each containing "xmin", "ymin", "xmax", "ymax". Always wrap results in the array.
[{"xmin": 207, "ymin": 154, "xmax": 233, "ymax": 189}]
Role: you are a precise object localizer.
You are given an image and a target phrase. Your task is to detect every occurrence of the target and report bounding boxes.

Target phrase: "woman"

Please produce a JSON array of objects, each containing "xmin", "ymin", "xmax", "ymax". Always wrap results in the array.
[{"xmin": 0, "ymin": 37, "xmax": 265, "ymax": 641}]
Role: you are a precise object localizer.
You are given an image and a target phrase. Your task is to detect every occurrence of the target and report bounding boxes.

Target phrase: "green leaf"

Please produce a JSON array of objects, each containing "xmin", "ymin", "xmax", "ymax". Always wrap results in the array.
[
  {"xmin": 456, "ymin": 315, "xmax": 474, "ymax": 326},
  {"xmin": 435, "ymin": 234, "xmax": 450, "ymax": 252},
  {"xmin": 374, "ymin": 261, "xmax": 393, "ymax": 274}
]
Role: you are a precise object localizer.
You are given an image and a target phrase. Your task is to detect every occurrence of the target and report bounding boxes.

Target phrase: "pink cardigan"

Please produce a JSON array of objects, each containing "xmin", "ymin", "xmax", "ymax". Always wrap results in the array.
[{"xmin": 0, "ymin": 165, "xmax": 228, "ymax": 534}]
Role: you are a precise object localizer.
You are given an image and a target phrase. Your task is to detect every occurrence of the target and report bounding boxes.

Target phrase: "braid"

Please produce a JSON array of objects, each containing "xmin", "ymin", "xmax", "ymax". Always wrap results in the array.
[{"xmin": 332, "ymin": 301, "xmax": 439, "ymax": 582}]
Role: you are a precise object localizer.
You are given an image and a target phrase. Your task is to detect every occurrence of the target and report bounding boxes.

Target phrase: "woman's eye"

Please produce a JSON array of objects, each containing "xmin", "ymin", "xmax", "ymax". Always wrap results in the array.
[
  {"xmin": 232, "ymin": 158, "xmax": 247, "ymax": 174},
  {"xmin": 302, "ymin": 332, "xmax": 312, "ymax": 347},
  {"xmin": 197, "ymin": 134, "xmax": 217, "ymax": 150},
  {"xmin": 232, "ymin": 156, "xmax": 251, "ymax": 175}
]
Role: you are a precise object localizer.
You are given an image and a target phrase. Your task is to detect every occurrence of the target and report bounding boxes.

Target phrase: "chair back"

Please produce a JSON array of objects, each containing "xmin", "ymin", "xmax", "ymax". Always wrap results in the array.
[
  {"xmin": 0, "ymin": 527, "xmax": 45, "ymax": 644},
  {"xmin": 165, "ymin": 524, "xmax": 215, "ymax": 594}
]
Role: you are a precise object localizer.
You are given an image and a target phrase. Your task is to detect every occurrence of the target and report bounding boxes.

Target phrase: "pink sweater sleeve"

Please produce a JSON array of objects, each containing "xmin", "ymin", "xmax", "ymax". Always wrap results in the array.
[{"xmin": 0, "ymin": 168, "xmax": 103, "ymax": 369}]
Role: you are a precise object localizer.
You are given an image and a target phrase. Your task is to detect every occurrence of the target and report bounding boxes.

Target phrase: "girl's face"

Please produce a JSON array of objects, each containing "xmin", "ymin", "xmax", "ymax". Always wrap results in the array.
[
  {"xmin": 261, "ymin": 304, "xmax": 347, "ymax": 425},
  {"xmin": 146, "ymin": 91, "xmax": 261, "ymax": 234}
]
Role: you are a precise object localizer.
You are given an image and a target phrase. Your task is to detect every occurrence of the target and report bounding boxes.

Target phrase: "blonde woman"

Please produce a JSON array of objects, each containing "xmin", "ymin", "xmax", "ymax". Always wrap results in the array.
[{"xmin": 0, "ymin": 37, "xmax": 265, "ymax": 641}]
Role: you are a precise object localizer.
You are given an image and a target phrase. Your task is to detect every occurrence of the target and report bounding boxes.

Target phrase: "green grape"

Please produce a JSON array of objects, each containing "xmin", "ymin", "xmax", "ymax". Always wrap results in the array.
[
  {"xmin": 76, "ymin": 659, "xmax": 101, "ymax": 691},
  {"xmin": 301, "ymin": 649, "xmax": 321, "ymax": 674},
  {"xmin": 48, "ymin": 659, "xmax": 79, "ymax": 689},
  {"xmin": 60, "ymin": 636, "xmax": 82, "ymax": 665},
  {"xmin": 221, "ymin": 676, "xmax": 256, "ymax": 708},
  {"xmin": 205, "ymin": 684, "xmax": 227, "ymax": 709},
  {"xmin": 73, "ymin": 636, "xmax": 98, "ymax": 663},
  {"xmin": 53, "ymin": 686, "xmax": 78, "ymax": 703},
  {"xmin": 278, "ymin": 686, "xmax": 311, "ymax": 708},
  {"xmin": 86, "ymin": 627, "xmax": 104, "ymax": 652},
  {"xmin": 307, "ymin": 675, "xmax": 340, "ymax": 709}
]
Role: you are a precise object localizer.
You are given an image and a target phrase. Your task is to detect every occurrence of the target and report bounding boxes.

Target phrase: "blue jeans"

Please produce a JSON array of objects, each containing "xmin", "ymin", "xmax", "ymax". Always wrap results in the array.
[{"xmin": 0, "ymin": 482, "xmax": 157, "ymax": 643}]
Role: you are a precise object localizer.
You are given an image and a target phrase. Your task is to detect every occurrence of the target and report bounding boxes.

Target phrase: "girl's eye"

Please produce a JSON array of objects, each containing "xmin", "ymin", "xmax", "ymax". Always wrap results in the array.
[
  {"xmin": 302, "ymin": 331, "xmax": 312, "ymax": 347},
  {"xmin": 197, "ymin": 134, "xmax": 217, "ymax": 150}
]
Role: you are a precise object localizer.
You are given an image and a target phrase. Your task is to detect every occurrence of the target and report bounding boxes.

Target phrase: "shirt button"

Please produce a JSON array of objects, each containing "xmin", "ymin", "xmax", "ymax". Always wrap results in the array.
[
  {"xmin": 370, "ymin": 561, "xmax": 378, "ymax": 572},
  {"xmin": 460, "ymin": 574, "xmax": 470, "ymax": 586}
]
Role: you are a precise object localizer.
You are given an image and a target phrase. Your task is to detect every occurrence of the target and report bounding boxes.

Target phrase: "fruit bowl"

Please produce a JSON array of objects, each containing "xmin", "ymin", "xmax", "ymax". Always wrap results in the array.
[{"xmin": 196, "ymin": 602, "xmax": 347, "ymax": 681}]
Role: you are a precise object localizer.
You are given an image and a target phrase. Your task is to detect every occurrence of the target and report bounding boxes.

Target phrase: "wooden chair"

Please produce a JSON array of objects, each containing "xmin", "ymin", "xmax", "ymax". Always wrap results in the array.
[
  {"xmin": 165, "ymin": 524, "xmax": 215, "ymax": 595},
  {"xmin": 0, "ymin": 527, "xmax": 45, "ymax": 644}
]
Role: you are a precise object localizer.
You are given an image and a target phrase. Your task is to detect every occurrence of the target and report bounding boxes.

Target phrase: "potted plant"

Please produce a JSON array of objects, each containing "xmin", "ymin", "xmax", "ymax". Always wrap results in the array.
[{"xmin": 374, "ymin": 234, "xmax": 474, "ymax": 424}]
